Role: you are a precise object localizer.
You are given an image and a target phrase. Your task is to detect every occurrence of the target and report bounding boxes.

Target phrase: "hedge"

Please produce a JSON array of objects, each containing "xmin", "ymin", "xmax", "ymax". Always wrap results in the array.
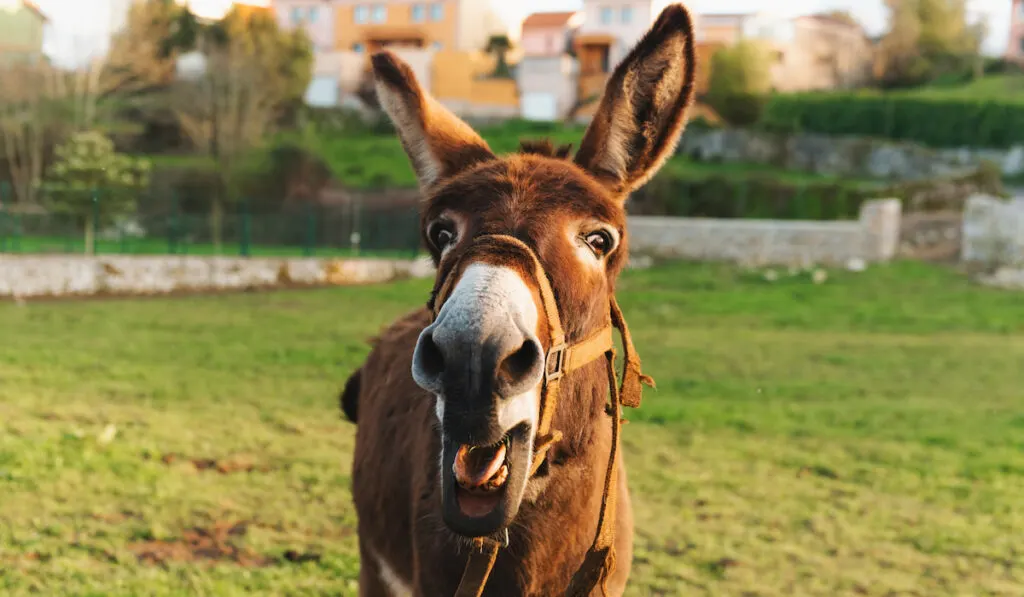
[
  {"xmin": 760, "ymin": 92, "xmax": 1024, "ymax": 149},
  {"xmin": 629, "ymin": 173, "xmax": 872, "ymax": 220},
  {"xmin": 628, "ymin": 166, "xmax": 1004, "ymax": 220}
]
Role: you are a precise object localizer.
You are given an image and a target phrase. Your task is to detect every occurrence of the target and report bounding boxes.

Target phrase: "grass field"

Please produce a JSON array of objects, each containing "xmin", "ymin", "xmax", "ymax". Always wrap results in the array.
[{"xmin": 1, "ymin": 261, "xmax": 1023, "ymax": 596}]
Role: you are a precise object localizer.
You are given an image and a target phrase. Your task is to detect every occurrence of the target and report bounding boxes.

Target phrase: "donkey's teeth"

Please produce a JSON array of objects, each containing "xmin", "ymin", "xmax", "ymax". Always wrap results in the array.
[{"xmin": 453, "ymin": 442, "xmax": 508, "ymax": 490}]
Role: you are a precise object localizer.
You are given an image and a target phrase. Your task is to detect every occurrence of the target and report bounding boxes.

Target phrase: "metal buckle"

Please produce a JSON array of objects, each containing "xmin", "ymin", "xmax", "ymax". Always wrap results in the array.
[{"xmin": 545, "ymin": 342, "xmax": 568, "ymax": 382}]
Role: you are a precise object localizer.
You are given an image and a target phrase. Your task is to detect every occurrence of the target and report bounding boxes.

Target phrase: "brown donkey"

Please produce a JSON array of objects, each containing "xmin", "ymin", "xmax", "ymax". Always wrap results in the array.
[{"xmin": 338, "ymin": 4, "xmax": 696, "ymax": 595}]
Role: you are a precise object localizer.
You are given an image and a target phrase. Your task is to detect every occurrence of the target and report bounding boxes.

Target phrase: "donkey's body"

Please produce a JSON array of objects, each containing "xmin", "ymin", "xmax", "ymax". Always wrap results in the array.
[
  {"xmin": 346, "ymin": 307, "xmax": 633, "ymax": 596},
  {"xmin": 339, "ymin": 5, "xmax": 696, "ymax": 595}
]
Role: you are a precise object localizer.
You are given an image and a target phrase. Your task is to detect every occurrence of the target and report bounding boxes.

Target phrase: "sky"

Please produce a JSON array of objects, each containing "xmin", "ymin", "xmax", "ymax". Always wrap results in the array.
[{"xmin": 33, "ymin": 0, "xmax": 1014, "ymax": 68}]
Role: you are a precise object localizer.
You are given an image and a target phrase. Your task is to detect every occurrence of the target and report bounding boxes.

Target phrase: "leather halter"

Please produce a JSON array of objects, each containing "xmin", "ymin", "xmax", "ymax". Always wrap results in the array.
[{"xmin": 429, "ymin": 234, "xmax": 653, "ymax": 597}]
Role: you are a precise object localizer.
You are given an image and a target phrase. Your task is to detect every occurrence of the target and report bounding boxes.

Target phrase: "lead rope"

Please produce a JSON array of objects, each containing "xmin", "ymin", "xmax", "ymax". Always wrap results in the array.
[{"xmin": 565, "ymin": 296, "xmax": 653, "ymax": 597}]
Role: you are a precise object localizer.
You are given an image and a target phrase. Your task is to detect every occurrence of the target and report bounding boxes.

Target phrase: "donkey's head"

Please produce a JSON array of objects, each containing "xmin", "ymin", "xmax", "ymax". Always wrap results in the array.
[{"xmin": 373, "ymin": 4, "xmax": 696, "ymax": 538}]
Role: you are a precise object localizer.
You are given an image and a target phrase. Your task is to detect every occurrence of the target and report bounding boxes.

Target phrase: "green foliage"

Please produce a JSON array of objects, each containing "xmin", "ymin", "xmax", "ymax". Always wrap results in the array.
[
  {"xmin": 42, "ymin": 131, "xmax": 151, "ymax": 222},
  {"xmin": 877, "ymin": 0, "xmax": 985, "ymax": 88},
  {"xmin": 484, "ymin": 34, "xmax": 513, "ymax": 79},
  {"xmin": 159, "ymin": 2, "xmax": 313, "ymax": 111},
  {"xmin": 760, "ymin": 91, "xmax": 1024, "ymax": 148},
  {"xmin": 705, "ymin": 41, "xmax": 773, "ymax": 126}
]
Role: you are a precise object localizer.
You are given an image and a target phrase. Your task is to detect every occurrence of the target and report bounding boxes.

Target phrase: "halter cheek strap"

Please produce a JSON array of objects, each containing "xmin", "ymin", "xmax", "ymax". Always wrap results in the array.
[{"xmin": 435, "ymin": 235, "xmax": 653, "ymax": 597}]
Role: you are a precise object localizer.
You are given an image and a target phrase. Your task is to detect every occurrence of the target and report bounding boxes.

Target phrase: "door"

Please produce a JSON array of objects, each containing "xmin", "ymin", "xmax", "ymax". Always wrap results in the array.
[{"xmin": 521, "ymin": 92, "xmax": 558, "ymax": 121}]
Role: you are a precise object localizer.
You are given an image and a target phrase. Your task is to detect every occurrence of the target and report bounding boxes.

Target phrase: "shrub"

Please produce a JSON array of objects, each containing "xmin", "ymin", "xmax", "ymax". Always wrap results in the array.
[
  {"xmin": 760, "ymin": 91, "xmax": 1024, "ymax": 148},
  {"xmin": 705, "ymin": 40, "xmax": 773, "ymax": 126}
]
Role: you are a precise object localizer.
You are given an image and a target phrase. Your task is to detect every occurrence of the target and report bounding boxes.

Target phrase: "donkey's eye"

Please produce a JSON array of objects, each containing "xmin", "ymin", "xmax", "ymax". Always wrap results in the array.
[
  {"xmin": 584, "ymin": 231, "xmax": 613, "ymax": 256},
  {"xmin": 429, "ymin": 222, "xmax": 456, "ymax": 251}
]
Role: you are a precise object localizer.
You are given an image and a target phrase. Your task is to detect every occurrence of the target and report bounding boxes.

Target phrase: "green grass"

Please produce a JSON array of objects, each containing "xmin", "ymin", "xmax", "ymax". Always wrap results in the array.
[
  {"xmin": 2, "ymin": 260, "xmax": 1022, "ymax": 595},
  {"xmin": 915, "ymin": 74, "xmax": 1024, "ymax": 99},
  {"xmin": 227, "ymin": 120, "xmax": 872, "ymax": 191}
]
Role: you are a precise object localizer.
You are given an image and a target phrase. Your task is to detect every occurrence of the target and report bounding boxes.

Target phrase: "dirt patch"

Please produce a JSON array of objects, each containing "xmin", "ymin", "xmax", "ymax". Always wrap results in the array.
[
  {"xmin": 156, "ymin": 452, "xmax": 271, "ymax": 474},
  {"xmin": 128, "ymin": 521, "xmax": 271, "ymax": 567}
]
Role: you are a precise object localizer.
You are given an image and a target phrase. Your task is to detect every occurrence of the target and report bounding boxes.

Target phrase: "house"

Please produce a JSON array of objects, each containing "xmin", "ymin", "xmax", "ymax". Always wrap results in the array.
[
  {"xmin": 516, "ymin": 11, "xmax": 583, "ymax": 121},
  {"xmin": 0, "ymin": 0, "xmax": 47, "ymax": 66},
  {"xmin": 571, "ymin": 0, "xmax": 698, "ymax": 120},
  {"xmin": 736, "ymin": 11, "xmax": 873, "ymax": 92},
  {"xmin": 515, "ymin": 1, "xmax": 716, "ymax": 122},
  {"xmin": 520, "ymin": 11, "xmax": 583, "ymax": 57},
  {"xmin": 700, "ymin": 13, "xmax": 750, "ymax": 45},
  {"xmin": 274, "ymin": 1, "xmax": 341, "ymax": 106},
  {"xmin": 334, "ymin": 1, "xmax": 506, "ymax": 54},
  {"xmin": 1008, "ymin": 0, "xmax": 1024, "ymax": 62},
  {"xmin": 279, "ymin": 1, "xmax": 512, "ymax": 112}
]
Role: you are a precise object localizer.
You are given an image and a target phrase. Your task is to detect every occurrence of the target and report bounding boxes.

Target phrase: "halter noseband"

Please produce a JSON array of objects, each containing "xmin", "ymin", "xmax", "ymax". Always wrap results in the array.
[{"xmin": 430, "ymin": 234, "xmax": 653, "ymax": 597}]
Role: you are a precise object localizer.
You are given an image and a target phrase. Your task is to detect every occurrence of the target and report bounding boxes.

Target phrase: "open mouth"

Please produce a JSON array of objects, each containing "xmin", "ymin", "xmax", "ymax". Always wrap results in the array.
[
  {"xmin": 453, "ymin": 436, "xmax": 510, "ymax": 517},
  {"xmin": 440, "ymin": 424, "xmax": 532, "ymax": 537}
]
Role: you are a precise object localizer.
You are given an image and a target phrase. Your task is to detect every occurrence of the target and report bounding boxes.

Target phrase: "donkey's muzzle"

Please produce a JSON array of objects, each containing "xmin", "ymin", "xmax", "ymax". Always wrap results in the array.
[{"xmin": 411, "ymin": 304, "xmax": 544, "ymax": 405}]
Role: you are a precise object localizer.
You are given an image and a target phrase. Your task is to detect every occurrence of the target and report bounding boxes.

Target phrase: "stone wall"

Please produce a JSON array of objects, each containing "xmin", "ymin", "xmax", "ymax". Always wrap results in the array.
[
  {"xmin": 0, "ymin": 255, "xmax": 435, "ymax": 300},
  {"xmin": 679, "ymin": 127, "xmax": 1024, "ymax": 181},
  {"xmin": 961, "ymin": 194, "xmax": 1024, "ymax": 267},
  {"xmin": 627, "ymin": 199, "xmax": 902, "ymax": 267}
]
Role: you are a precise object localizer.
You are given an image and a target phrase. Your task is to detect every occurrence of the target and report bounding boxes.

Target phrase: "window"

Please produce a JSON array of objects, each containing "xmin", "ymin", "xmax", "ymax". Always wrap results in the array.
[
  {"xmin": 430, "ymin": 2, "xmax": 444, "ymax": 21},
  {"xmin": 599, "ymin": 7, "xmax": 612, "ymax": 25},
  {"xmin": 354, "ymin": 5, "xmax": 369, "ymax": 23},
  {"xmin": 353, "ymin": 42, "xmax": 365, "ymax": 53},
  {"xmin": 1020, "ymin": 37, "xmax": 1024, "ymax": 54},
  {"xmin": 620, "ymin": 6, "xmax": 633, "ymax": 24},
  {"xmin": 308, "ymin": 6, "xmax": 318, "ymax": 23},
  {"xmin": 371, "ymin": 4, "xmax": 387, "ymax": 22},
  {"xmin": 411, "ymin": 4, "xmax": 425, "ymax": 22},
  {"xmin": 291, "ymin": 6, "xmax": 303, "ymax": 24}
]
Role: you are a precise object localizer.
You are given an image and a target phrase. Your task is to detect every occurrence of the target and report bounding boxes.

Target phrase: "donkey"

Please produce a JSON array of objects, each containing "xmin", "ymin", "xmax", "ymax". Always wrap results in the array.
[{"xmin": 338, "ymin": 4, "xmax": 696, "ymax": 595}]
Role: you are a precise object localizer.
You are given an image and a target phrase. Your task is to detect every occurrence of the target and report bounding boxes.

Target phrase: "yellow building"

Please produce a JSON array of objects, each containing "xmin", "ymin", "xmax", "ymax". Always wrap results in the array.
[
  {"xmin": 0, "ymin": 0, "xmax": 47, "ymax": 66},
  {"xmin": 334, "ymin": 0, "xmax": 505, "ymax": 54}
]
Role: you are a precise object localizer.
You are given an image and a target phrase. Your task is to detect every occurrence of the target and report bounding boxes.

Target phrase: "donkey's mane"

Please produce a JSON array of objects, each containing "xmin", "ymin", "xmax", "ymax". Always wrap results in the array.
[{"xmin": 518, "ymin": 139, "xmax": 574, "ymax": 160}]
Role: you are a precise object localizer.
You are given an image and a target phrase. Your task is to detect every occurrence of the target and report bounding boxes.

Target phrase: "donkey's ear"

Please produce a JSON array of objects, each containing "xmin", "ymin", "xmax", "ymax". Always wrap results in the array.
[
  {"xmin": 574, "ymin": 4, "xmax": 696, "ymax": 199},
  {"xmin": 371, "ymin": 51, "xmax": 496, "ymax": 190}
]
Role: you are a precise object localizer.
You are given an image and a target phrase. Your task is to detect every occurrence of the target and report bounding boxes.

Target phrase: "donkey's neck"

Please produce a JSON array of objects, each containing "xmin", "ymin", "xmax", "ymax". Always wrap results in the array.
[{"xmin": 543, "ymin": 361, "xmax": 617, "ymax": 478}]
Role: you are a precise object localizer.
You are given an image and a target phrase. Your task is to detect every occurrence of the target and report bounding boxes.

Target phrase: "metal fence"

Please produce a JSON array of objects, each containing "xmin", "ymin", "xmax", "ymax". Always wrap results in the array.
[{"xmin": 0, "ymin": 192, "xmax": 424, "ymax": 259}]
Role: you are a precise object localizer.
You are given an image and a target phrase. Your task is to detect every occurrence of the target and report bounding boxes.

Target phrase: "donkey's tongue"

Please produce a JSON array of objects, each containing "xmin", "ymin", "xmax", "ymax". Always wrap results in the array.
[{"xmin": 453, "ymin": 442, "xmax": 507, "ymax": 490}]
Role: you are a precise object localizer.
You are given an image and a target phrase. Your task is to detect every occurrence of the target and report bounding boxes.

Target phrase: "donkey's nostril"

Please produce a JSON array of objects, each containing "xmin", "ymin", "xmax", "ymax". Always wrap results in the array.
[
  {"xmin": 418, "ymin": 332, "xmax": 446, "ymax": 379},
  {"xmin": 496, "ymin": 339, "xmax": 543, "ymax": 396}
]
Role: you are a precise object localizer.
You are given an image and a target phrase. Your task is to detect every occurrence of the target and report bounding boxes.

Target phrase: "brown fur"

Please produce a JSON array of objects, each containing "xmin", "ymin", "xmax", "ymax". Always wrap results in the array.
[{"xmin": 340, "ymin": 5, "xmax": 696, "ymax": 595}]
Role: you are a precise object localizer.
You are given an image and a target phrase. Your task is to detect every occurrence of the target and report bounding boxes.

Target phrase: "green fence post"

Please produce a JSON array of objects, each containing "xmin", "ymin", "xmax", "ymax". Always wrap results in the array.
[
  {"xmin": 63, "ymin": 191, "xmax": 75, "ymax": 253},
  {"xmin": 835, "ymin": 187, "xmax": 849, "ymax": 221},
  {"xmin": 119, "ymin": 192, "xmax": 130, "ymax": 254},
  {"xmin": 351, "ymin": 199, "xmax": 362, "ymax": 257},
  {"xmin": 12, "ymin": 211, "xmax": 21, "ymax": 252},
  {"xmin": 91, "ymin": 189, "xmax": 100, "ymax": 255},
  {"xmin": 0, "ymin": 182, "xmax": 8, "ymax": 253},
  {"xmin": 168, "ymin": 192, "xmax": 179, "ymax": 255},
  {"xmin": 735, "ymin": 179, "xmax": 748, "ymax": 219},
  {"xmin": 240, "ymin": 198, "xmax": 251, "ymax": 257},
  {"xmin": 795, "ymin": 183, "xmax": 808, "ymax": 220},
  {"xmin": 303, "ymin": 202, "xmax": 315, "ymax": 257}
]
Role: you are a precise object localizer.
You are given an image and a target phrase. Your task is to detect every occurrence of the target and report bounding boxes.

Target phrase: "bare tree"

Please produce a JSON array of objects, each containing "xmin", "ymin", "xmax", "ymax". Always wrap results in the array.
[
  {"xmin": 172, "ymin": 36, "xmax": 277, "ymax": 250},
  {"xmin": 0, "ymin": 64, "xmax": 63, "ymax": 206}
]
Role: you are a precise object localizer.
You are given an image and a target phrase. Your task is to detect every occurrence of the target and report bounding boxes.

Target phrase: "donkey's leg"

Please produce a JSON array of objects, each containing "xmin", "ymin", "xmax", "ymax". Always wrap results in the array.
[{"xmin": 358, "ymin": 538, "xmax": 415, "ymax": 597}]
